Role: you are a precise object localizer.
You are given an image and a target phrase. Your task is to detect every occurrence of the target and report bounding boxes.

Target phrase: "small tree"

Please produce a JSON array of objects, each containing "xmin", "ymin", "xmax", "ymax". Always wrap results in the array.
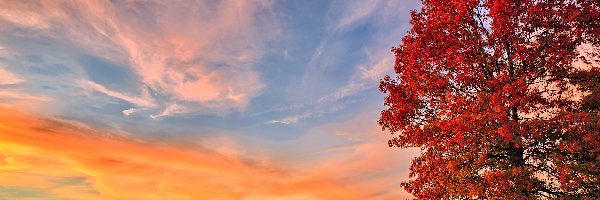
[{"xmin": 379, "ymin": 0, "xmax": 599, "ymax": 198}]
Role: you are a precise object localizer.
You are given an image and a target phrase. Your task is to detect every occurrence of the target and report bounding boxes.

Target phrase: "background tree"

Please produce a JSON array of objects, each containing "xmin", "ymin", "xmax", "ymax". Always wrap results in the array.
[{"xmin": 379, "ymin": 0, "xmax": 599, "ymax": 198}]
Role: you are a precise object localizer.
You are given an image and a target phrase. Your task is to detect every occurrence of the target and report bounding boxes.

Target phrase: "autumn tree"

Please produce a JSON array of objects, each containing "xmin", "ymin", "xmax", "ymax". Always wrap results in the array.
[{"xmin": 379, "ymin": 0, "xmax": 599, "ymax": 198}]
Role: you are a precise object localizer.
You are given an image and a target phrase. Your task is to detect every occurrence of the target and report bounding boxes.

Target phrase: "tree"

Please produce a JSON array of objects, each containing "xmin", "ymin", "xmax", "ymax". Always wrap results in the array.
[{"xmin": 379, "ymin": 0, "xmax": 599, "ymax": 198}]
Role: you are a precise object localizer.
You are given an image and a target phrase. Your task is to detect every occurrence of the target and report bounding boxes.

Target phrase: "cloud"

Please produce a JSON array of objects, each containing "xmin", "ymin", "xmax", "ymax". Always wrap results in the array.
[
  {"xmin": 0, "ymin": 66, "xmax": 52, "ymax": 111},
  {"xmin": 318, "ymin": 0, "xmax": 418, "ymax": 105},
  {"xmin": 0, "ymin": 91, "xmax": 52, "ymax": 115},
  {"xmin": 0, "ymin": 106, "xmax": 275, "ymax": 199},
  {"xmin": 121, "ymin": 108, "xmax": 137, "ymax": 116},
  {"xmin": 278, "ymin": 109, "xmax": 419, "ymax": 199},
  {"xmin": 0, "ymin": 73, "xmax": 52, "ymax": 111},
  {"xmin": 79, "ymin": 80, "xmax": 155, "ymax": 108},
  {"xmin": 318, "ymin": 49, "xmax": 395, "ymax": 104},
  {"xmin": 0, "ymin": 107, "xmax": 415, "ymax": 199},
  {"xmin": 0, "ymin": 90, "xmax": 50, "ymax": 102},
  {"xmin": 276, "ymin": 0, "xmax": 418, "ymax": 126},
  {"xmin": 149, "ymin": 103, "xmax": 183, "ymax": 120},
  {"xmin": 0, "ymin": 0, "xmax": 276, "ymax": 117},
  {"xmin": 268, "ymin": 49, "xmax": 394, "ymax": 125},
  {"xmin": 328, "ymin": 0, "xmax": 382, "ymax": 32},
  {"xmin": 0, "ymin": 66, "xmax": 23, "ymax": 85},
  {"xmin": 265, "ymin": 112, "xmax": 312, "ymax": 125}
]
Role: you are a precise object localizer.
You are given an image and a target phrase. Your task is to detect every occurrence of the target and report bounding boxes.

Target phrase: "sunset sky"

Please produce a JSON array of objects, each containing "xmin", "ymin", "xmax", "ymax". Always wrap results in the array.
[{"xmin": 0, "ymin": 0, "xmax": 421, "ymax": 199}]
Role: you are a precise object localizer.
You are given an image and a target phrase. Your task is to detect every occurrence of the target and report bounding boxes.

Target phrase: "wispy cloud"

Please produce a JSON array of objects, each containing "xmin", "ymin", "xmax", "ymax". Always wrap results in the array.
[
  {"xmin": 272, "ymin": 109, "xmax": 419, "ymax": 199},
  {"xmin": 149, "ymin": 103, "xmax": 183, "ymax": 120},
  {"xmin": 320, "ymin": 0, "xmax": 416, "ymax": 104},
  {"xmin": 265, "ymin": 112, "xmax": 312, "ymax": 125},
  {"xmin": 328, "ymin": 0, "xmax": 382, "ymax": 33},
  {"xmin": 318, "ymin": 49, "xmax": 395, "ymax": 104},
  {"xmin": 0, "ymin": 66, "xmax": 52, "ymax": 110},
  {"xmin": 0, "ymin": 66, "xmax": 23, "ymax": 85},
  {"xmin": 0, "ymin": 2, "xmax": 422, "ymax": 199},
  {"xmin": 0, "ymin": 107, "xmax": 414, "ymax": 199},
  {"xmin": 0, "ymin": 0, "xmax": 278, "ymax": 117},
  {"xmin": 0, "ymin": 90, "xmax": 52, "ymax": 111},
  {"xmin": 269, "ymin": 40, "xmax": 396, "ymax": 125},
  {"xmin": 272, "ymin": 0, "xmax": 418, "ymax": 125},
  {"xmin": 79, "ymin": 80, "xmax": 155, "ymax": 108},
  {"xmin": 330, "ymin": 1, "xmax": 419, "ymax": 103}
]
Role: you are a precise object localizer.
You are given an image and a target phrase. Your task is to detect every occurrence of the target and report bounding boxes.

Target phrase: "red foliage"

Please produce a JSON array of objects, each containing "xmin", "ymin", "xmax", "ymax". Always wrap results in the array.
[{"xmin": 380, "ymin": 0, "xmax": 599, "ymax": 198}]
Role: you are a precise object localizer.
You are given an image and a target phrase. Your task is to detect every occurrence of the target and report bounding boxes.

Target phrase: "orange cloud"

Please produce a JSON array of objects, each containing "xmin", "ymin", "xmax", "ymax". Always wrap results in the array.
[{"xmin": 0, "ymin": 107, "xmax": 414, "ymax": 199}]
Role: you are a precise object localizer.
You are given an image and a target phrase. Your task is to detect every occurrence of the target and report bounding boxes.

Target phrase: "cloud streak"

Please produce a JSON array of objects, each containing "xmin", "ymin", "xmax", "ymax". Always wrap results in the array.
[
  {"xmin": 328, "ymin": 0, "xmax": 381, "ymax": 33},
  {"xmin": 80, "ymin": 80, "xmax": 155, "ymax": 108}
]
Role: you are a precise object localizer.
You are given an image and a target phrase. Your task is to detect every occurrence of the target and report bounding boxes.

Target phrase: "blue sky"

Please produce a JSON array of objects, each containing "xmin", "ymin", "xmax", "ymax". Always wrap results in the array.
[{"xmin": 0, "ymin": 0, "xmax": 422, "ymax": 199}]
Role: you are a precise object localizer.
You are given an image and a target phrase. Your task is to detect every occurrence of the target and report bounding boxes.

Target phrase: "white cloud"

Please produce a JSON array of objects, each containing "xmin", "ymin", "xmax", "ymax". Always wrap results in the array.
[
  {"xmin": 79, "ymin": 80, "xmax": 155, "ymax": 108},
  {"xmin": 329, "ymin": 0, "xmax": 382, "ymax": 32},
  {"xmin": 265, "ymin": 112, "xmax": 312, "ymax": 125}
]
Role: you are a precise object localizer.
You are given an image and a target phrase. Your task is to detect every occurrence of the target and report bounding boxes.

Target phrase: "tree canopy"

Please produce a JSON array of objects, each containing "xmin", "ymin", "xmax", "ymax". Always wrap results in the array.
[{"xmin": 379, "ymin": 0, "xmax": 599, "ymax": 198}]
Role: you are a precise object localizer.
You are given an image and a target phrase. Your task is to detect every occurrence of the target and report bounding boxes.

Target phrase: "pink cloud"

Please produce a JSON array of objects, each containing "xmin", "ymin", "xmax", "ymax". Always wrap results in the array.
[
  {"xmin": 0, "ymin": 0, "xmax": 275, "ymax": 117},
  {"xmin": 0, "ymin": 66, "xmax": 23, "ymax": 85}
]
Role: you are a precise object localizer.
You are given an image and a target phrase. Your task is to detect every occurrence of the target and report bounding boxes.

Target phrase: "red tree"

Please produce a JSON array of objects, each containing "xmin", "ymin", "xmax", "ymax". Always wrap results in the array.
[{"xmin": 379, "ymin": 0, "xmax": 599, "ymax": 198}]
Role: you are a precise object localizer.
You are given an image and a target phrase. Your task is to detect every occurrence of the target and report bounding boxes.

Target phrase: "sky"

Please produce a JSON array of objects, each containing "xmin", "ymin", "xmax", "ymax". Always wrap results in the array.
[{"xmin": 0, "ymin": 0, "xmax": 422, "ymax": 199}]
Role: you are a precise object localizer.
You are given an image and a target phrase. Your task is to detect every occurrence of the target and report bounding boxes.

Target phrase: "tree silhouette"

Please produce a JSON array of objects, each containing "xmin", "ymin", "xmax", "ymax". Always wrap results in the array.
[{"xmin": 379, "ymin": 0, "xmax": 599, "ymax": 198}]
